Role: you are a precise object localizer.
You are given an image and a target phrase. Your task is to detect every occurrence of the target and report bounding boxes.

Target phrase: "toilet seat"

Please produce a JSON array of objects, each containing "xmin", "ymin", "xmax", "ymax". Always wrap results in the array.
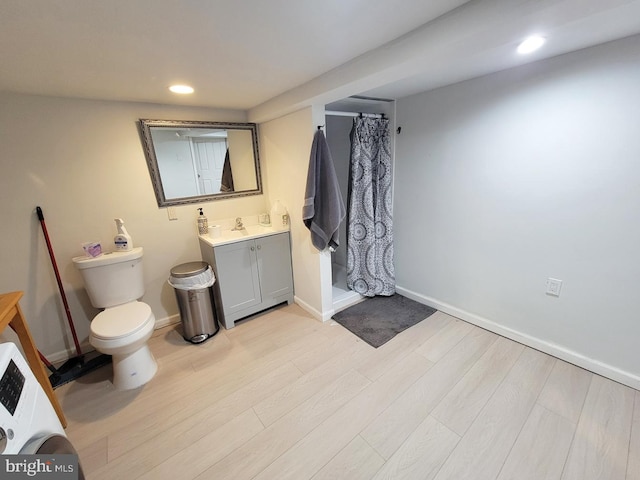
[{"xmin": 91, "ymin": 301, "xmax": 154, "ymax": 340}]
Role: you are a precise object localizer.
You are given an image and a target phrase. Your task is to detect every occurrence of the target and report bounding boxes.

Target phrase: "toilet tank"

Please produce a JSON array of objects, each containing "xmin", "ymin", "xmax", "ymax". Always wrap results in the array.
[{"xmin": 72, "ymin": 247, "xmax": 145, "ymax": 308}]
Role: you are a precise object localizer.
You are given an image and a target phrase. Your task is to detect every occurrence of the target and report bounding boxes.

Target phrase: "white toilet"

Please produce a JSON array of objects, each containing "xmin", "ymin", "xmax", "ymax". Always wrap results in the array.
[{"xmin": 72, "ymin": 247, "xmax": 157, "ymax": 390}]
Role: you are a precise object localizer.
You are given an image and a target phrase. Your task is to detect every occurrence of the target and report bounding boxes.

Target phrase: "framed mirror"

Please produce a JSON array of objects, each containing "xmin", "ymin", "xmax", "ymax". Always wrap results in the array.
[{"xmin": 139, "ymin": 119, "xmax": 262, "ymax": 207}]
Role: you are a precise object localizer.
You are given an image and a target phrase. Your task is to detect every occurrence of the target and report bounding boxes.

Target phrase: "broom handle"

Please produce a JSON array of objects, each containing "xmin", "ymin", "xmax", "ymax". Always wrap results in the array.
[{"xmin": 36, "ymin": 206, "xmax": 82, "ymax": 356}]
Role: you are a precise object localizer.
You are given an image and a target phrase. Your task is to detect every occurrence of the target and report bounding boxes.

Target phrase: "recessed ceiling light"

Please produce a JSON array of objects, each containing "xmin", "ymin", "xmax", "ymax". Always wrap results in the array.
[
  {"xmin": 169, "ymin": 84, "xmax": 194, "ymax": 94},
  {"xmin": 517, "ymin": 36, "xmax": 546, "ymax": 54}
]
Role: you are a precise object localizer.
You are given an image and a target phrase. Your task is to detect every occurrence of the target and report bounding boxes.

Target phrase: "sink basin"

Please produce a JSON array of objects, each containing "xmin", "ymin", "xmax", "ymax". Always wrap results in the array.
[
  {"xmin": 221, "ymin": 229, "xmax": 250, "ymax": 239},
  {"xmin": 199, "ymin": 224, "xmax": 289, "ymax": 247},
  {"xmin": 223, "ymin": 224, "xmax": 277, "ymax": 238}
]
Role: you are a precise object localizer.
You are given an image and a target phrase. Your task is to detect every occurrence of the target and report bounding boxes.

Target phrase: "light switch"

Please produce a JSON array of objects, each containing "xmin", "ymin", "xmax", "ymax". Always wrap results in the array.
[{"xmin": 167, "ymin": 207, "xmax": 178, "ymax": 221}]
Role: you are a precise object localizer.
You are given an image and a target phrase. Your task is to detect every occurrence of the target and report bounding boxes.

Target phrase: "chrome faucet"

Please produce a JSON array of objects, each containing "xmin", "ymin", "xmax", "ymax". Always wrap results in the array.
[{"xmin": 232, "ymin": 217, "xmax": 244, "ymax": 230}]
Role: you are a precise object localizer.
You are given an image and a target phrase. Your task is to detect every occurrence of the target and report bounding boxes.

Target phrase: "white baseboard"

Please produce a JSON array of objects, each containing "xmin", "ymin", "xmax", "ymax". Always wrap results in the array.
[
  {"xmin": 295, "ymin": 292, "xmax": 366, "ymax": 323},
  {"xmin": 294, "ymin": 296, "xmax": 330, "ymax": 322},
  {"xmin": 396, "ymin": 286, "xmax": 640, "ymax": 391},
  {"xmin": 154, "ymin": 313, "xmax": 181, "ymax": 330},
  {"xmin": 46, "ymin": 341, "xmax": 94, "ymax": 365},
  {"xmin": 332, "ymin": 291, "xmax": 365, "ymax": 315}
]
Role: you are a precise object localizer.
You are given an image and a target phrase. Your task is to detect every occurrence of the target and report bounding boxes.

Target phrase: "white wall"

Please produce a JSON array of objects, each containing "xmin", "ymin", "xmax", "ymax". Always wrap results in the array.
[
  {"xmin": 394, "ymin": 35, "xmax": 640, "ymax": 388},
  {"xmin": 0, "ymin": 92, "xmax": 266, "ymax": 360},
  {"xmin": 259, "ymin": 106, "xmax": 332, "ymax": 319}
]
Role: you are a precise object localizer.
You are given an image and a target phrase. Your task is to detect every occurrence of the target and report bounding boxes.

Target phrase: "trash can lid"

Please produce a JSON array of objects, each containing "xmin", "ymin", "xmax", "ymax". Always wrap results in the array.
[{"xmin": 170, "ymin": 261, "xmax": 209, "ymax": 278}]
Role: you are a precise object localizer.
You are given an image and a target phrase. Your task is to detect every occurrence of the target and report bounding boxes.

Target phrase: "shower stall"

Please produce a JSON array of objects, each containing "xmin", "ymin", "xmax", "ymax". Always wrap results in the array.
[{"xmin": 324, "ymin": 98, "xmax": 395, "ymax": 312}]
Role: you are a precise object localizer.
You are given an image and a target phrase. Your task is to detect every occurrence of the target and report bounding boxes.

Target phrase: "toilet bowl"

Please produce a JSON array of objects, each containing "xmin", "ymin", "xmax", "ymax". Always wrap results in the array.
[
  {"xmin": 90, "ymin": 301, "xmax": 157, "ymax": 390},
  {"xmin": 72, "ymin": 247, "xmax": 158, "ymax": 390}
]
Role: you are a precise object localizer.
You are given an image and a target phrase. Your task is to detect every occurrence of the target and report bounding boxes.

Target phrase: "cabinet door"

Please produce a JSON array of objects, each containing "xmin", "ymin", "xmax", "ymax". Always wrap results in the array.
[
  {"xmin": 256, "ymin": 233, "xmax": 294, "ymax": 301},
  {"xmin": 214, "ymin": 240, "xmax": 261, "ymax": 316}
]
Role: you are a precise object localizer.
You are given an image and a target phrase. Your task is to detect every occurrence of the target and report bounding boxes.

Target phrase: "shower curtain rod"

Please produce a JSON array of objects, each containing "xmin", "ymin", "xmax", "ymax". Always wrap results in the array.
[{"xmin": 325, "ymin": 110, "xmax": 383, "ymax": 118}]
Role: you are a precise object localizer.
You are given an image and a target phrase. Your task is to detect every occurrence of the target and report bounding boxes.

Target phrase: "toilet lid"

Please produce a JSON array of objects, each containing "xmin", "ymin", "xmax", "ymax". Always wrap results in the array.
[{"xmin": 91, "ymin": 302, "xmax": 154, "ymax": 340}]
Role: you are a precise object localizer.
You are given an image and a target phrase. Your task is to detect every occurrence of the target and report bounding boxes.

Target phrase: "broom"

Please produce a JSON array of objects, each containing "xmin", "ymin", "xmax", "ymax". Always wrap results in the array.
[{"xmin": 35, "ymin": 206, "xmax": 111, "ymax": 388}]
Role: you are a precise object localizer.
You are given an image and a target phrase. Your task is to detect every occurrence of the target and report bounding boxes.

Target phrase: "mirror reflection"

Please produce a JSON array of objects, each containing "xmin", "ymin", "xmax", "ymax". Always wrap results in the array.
[{"xmin": 139, "ymin": 119, "xmax": 262, "ymax": 207}]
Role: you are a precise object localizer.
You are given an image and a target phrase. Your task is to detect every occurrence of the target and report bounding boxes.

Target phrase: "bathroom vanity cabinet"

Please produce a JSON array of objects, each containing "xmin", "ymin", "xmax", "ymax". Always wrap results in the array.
[{"xmin": 199, "ymin": 231, "xmax": 294, "ymax": 329}]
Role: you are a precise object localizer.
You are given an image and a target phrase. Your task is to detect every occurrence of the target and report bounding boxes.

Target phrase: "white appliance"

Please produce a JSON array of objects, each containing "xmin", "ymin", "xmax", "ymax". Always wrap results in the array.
[{"xmin": 0, "ymin": 342, "xmax": 84, "ymax": 478}]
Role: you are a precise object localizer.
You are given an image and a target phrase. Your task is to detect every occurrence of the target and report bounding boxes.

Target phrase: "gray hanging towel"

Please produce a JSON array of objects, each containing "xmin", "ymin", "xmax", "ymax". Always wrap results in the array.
[{"xmin": 303, "ymin": 129, "xmax": 346, "ymax": 251}]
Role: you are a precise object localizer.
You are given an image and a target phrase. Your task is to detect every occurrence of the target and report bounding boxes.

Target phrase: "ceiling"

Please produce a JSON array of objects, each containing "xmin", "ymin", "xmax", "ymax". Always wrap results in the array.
[{"xmin": 1, "ymin": 0, "xmax": 640, "ymax": 117}]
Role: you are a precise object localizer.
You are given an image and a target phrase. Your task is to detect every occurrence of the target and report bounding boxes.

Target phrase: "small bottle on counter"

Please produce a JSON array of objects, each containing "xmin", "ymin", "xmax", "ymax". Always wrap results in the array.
[{"xmin": 197, "ymin": 208, "xmax": 208, "ymax": 235}]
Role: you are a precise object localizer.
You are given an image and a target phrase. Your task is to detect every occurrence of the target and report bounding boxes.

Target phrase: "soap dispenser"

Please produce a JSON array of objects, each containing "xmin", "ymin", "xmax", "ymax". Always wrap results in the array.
[
  {"xmin": 197, "ymin": 208, "xmax": 208, "ymax": 235},
  {"xmin": 114, "ymin": 218, "xmax": 133, "ymax": 251}
]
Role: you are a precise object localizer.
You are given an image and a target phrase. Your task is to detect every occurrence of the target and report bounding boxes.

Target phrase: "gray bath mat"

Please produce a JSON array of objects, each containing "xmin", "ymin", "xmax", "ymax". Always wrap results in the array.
[{"xmin": 332, "ymin": 294, "xmax": 437, "ymax": 348}]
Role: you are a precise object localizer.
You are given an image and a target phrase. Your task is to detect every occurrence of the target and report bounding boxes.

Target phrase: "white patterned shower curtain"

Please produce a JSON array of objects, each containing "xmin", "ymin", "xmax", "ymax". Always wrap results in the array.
[{"xmin": 346, "ymin": 116, "xmax": 395, "ymax": 297}]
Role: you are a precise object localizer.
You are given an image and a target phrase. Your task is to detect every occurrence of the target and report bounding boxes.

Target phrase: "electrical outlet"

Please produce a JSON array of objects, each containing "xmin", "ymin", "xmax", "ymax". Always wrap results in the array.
[
  {"xmin": 546, "ymin": 278, "xmax": 562, "ymax": 297},
  {"xmin": 167, "ymin": 207, "xmax": 178, "ymax": 221}
]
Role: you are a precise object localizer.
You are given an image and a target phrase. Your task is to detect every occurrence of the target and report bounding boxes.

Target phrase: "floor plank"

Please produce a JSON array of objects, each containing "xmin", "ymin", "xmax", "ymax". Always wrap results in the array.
[
  {"xmin": 197, "ymin": 369, "xmax": 371, "ymax": 480},
  {"xmin": 291, "ymin": 331, "xmax": 364, "ymax": 374},
  {"xmin": 356, "ymin": 311, "xmax": 451, "ymax": 382},
  {"xmin": 251, "ymin": 352, "xmax": 434, "ymax": 480},
  {"xmin": 137, "ymin": 408, "xmax": 264, "ymax": 480},
  {"xmin": 432, "ymin": 348, "xmax": 555, "ymax": 480},
  {"xmin": 88, "ymin": 362, "xmax": 302, "ymax": 480},
  {"xmin": 431, "ymin": 336, "xmax": 523, "ymax": 435},
  {"xmin": 537, "ymin": 359, "xmax": 592, "ymax": 425},
  {"xmin": 628, "ymin": 391, "xmax": 640, "ymax": 480},
  {"xmin": 253, "ymin": 339, "xmax": 371, "ymax": 426},
  {"xmin": 415, "ymin": 316, "xmax": 474, "ymax": 362},
  {"xmin": 108, "ymin": 359, "xmax": 303, "ymax": 460},
  {"xmin": 371, "ymin": 416, "xmax": 460, "ymax": 480},
  {"xmin": 311, "ymin": 435, "xmax": 385, "ymax": 480},
  {"xmin": 561, "ymin": 375, "xmax": 635, "ymax": 480},
  {"xmin": 76, "ymin": 436, "xmax": 107, "ymax": 474},
  {"xmin": 496, "ymin": 404, "xmax": 576, "ymax": 480},
  {"xmin": 361, "ymin": 327, "xmax": 497, "ymax": 459}
]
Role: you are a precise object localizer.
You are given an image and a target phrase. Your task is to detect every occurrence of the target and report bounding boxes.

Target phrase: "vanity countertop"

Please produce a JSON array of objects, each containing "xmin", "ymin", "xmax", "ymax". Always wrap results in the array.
[{"xmin": 199, "ymin": 223, "xmax": 290, "ymax": 247}]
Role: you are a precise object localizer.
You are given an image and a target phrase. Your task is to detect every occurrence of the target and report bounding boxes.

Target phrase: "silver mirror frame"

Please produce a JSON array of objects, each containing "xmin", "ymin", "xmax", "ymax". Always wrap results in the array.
[{"xmin": 139, "ymin": 119, "xmax": 262, "ymax": 207}]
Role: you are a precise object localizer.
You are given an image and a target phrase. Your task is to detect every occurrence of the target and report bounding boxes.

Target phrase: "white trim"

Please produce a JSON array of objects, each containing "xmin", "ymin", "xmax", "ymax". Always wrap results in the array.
[
  {"xmin": 294, "ymin": 296, "xmax": 330, "ymax": 322},
  {"xmin": 295, "ymin": 291, "xmax": 366, "ymax": 323},
  {"xmin": 396, "ymin": 286, "xmax": 640, "ymax": 390},
  {"xmin": 154, "ymin": 313, "xmax": 181, "ymax": 330},
  {"xmin": 332, "ymin": 291, "xmax": 365, "ymax": 315},
  {"xmin": 46, "ymin": 341, "xmax": 94, "ymax": 365}
]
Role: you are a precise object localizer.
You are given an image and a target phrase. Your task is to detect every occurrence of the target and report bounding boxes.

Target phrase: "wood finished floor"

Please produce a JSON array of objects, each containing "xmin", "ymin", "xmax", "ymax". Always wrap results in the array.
[{"xmin": 57, "ymin": 303, "xmax": 640, "ymax": 480}]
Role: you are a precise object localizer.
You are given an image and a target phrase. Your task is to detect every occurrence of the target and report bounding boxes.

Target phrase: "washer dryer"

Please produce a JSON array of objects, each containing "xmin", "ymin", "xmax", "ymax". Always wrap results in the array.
[{"xmin": 0, "ymin": 342, "xmax": 84, "ymax": 479}]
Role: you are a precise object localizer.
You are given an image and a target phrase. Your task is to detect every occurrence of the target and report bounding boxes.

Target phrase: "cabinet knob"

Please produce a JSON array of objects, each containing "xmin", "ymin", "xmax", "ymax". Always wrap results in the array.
[
  {"xmin": 257, "ymin": 245, "xmax": 261, "ymax": 250},
  {"xmin": 250, "ymin": 246, "xmax": 255, "ymax": 251}
]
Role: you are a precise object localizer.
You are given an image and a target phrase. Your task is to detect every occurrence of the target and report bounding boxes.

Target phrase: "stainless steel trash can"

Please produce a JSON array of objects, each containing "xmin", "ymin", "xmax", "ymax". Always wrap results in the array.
[{"xmin": 169, "ymin": 261, "xmax": 219, "ymax": 344}]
